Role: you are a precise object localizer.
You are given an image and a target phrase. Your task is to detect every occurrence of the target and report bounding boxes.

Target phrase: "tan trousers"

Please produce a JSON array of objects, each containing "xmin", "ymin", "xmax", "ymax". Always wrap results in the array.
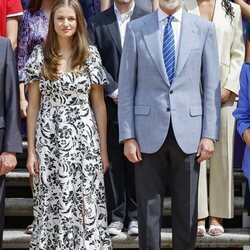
[{"xmin": 198, "ymin": 98, "xmax": 236, "ymax": 219}]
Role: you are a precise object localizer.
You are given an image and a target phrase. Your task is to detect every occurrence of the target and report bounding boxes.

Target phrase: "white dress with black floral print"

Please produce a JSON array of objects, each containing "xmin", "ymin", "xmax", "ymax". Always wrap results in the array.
[{"xmin": 25, "ymin": 45, "xmax": 112, "ymax": 250}]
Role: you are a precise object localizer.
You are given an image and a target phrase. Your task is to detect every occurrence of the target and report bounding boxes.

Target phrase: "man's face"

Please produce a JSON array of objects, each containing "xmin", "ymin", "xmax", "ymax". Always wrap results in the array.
[{"xmin": 159, "ymin": 0, "xmax": 182, "ymax": 10}]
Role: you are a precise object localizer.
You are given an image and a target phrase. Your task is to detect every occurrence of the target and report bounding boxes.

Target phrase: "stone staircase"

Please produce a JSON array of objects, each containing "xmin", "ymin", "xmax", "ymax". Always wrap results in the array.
[{"xmin": 3, "ymin": 142, "xmax": 250, "ymax": 249}]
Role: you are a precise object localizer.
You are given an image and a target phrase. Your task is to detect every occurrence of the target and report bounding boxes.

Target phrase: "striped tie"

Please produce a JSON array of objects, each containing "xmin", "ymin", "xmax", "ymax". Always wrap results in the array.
[{"xmin": 163, "ymin": 16, "xmax": 175, "ymax": 85}]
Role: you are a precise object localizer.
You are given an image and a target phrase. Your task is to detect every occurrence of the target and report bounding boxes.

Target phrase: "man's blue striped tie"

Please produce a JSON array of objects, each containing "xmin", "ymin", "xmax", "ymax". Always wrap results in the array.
[{"xmin": 163, "ymin": 16, "xmax": 175, "ymax": 85}]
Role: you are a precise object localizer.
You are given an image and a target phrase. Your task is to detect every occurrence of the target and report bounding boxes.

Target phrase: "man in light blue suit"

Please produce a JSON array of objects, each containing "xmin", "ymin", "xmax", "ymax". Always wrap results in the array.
[{"xmin": 118, "ymin": 0, "xmax": 221, "ymax": 249}]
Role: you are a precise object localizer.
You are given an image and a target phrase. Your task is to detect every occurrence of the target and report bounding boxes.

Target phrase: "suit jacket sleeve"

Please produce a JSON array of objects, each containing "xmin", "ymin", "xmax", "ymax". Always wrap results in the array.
[
  {"xmin": 201, "ymin": 23, "xmax": 221, "ymax": 140},
  {"xmin": 223, "ymin": 5, "xmax": 245, "ymax": 95},
  {"xmin": 87, "ymin": 18, "xmax": 119, "ymax": 96},
  {"xmin": 233, "ymin": 64, "xmax": 250, "ymax": 137},
  {"xmin": 3, "ymin": 40, "xmax": 22, "ymax": 153},
  {"xmin": 118, "ymin": 23, "xmax": 137, "ymax": 142}
]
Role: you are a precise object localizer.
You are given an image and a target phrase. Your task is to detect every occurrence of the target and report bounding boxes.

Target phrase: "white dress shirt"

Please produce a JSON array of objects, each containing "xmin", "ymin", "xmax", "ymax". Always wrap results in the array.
[
  {"xmin": 109, "ymin": 3, "xmax": 135, "ymax": 99},
  {"xmin": 114, "ymin": 2, "xmax": 135, "ymax": 48}
]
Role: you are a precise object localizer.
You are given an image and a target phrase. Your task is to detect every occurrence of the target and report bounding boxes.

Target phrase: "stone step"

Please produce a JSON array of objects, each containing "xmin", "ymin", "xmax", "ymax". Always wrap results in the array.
[
  {"xmin": 162, "ymin": 196, "xmax": 246, "ymax": 216},
  {"xmin": 6, "ymin": 169, "xmax": 246, "ymax": 187},
  {"xmin": 5, "ymin": 196, "xmax": 246, "ymax": 217},
  {"xmin": 3, "ymin": 228, "xmax": 250, "ymax": 249},
  {"xmin": 234, "ymin": 170, "xmax": 246, "ymax": 184},
  {"xmin": 5, "ymin": 198, "xmax": 33, "ymax": 217},
  {"xmin": 5, "ymin": 169, "xmax": 29, "ymax": 187}
]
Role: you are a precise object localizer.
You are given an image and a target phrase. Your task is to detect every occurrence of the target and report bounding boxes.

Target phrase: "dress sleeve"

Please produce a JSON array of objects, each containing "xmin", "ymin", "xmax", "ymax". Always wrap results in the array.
[
  {"xmin": 25, "ymin": 45, "xmax": 43, "ymax": 84},
  {"xmin": 16, "ymin": 11, "xmax": 31, "ymax": 83},
  {"xmin": 7, "ymin": 0, "xmax": 23, "ymax": 17},
  {"xmin": 87, "ymin": 45, "xmax": 109, "ymax": 85},
  {"xmin": 233, "ymin": 64, "xmax": 250, "ymax": 137}
]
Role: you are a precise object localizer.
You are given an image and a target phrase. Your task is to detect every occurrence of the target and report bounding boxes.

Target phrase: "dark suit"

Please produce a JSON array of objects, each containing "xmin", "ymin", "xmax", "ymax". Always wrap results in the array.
[
  {"xmin": 21, "ymin": 0, "xmax": 30, "ymax": 9},
  {"xmin": 78, "ymin": 0, "xmax": 100, "ymax": 22},
  {"xmin": 0, "ymin": 38, "xmax": 22, "ymax": 248},
  {"xmin": 87, "ymin": 5, "xmax": 148, "ymax": 224}
]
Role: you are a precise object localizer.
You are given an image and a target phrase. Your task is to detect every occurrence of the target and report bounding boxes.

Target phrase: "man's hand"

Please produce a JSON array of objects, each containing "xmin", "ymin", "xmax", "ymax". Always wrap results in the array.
[
  {"xmin": 124, "ymin": 138, "xmax": 142, "ymax": 163},
  {"xmin": 0, "ymin": 152, "xmax": 17, "ymax": 176},
  {"xmin": 113, "ymin": 96, "xmax": 118, "ymax": 105},
  {"xmin": 243, "ymin": 128, "xmax": 250, "ymax": 146},
  {"xmin": 196, "ymin": 138, "xmax": 215, "ymax": 163}
]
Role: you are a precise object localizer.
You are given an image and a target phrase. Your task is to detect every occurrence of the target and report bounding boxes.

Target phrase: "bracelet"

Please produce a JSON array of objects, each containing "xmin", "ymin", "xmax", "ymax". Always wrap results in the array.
[{"xmin": 20, "ymin": 99, "xmax": 26, "ymax": 102}]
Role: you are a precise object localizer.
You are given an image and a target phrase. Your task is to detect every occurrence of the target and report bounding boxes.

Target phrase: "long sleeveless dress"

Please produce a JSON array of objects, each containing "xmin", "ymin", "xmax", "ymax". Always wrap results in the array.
[{"xmin": 25, "ymin": 45, "xmax": 112, "ymax": 250}]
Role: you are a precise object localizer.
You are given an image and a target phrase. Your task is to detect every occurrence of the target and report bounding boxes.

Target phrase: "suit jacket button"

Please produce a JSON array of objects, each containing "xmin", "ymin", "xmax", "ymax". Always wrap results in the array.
[
  {"xmin": 170, "ymin": 90, "xmax": 173, "ymax": 94},
  {"xmin": 167, "ymin": 108, "xmax": 170, "ymax": 112}
]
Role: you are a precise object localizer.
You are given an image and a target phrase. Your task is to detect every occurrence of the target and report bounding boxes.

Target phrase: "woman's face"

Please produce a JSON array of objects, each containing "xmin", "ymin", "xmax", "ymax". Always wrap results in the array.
[{"xmin": 54, "ymin": 5, "xmax": 77, "ymax": 39}]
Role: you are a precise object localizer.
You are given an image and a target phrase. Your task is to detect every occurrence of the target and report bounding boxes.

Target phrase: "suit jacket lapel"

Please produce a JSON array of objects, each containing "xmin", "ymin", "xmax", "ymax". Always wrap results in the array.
[
  {"xmin": 104, "ymin": 7, "xmax": 122, "ymax": 54},
  {"xmin": 104, "ymin": 5, "xmax": 147, "ymax": 55},
  {"xmin": 175, "ymin": 11, "xmax": 198, "ymax": 77},
  {"xmin": 141, "ymin": 11, "xmax": 169, "ymax": 85}
]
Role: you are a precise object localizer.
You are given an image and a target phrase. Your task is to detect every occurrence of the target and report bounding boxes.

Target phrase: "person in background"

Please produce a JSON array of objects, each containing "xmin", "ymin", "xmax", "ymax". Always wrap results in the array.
[
  {"xmin": 234, "ymin": 0, "xmax": 250, "ymax": 59},
  {"xmin": 25, "ymin": 0, "xmax": 111, "ymax": 248},
  {"xmin": 185, "ymin": 0, "xmax": 245, "ymax": 236},
  {"xmin": 0, "ymin": 0, "xmax": 23, "ymax": 49},
  {"xmin": 101, "ymin": 0, "xmax": 112, "ymax": 10},
  {"xmin": 21, "ymin": 0, "xmax": 31, "ymax": 9},
  {"xmin": 78, "ymin": 0, "xmax": 112, "ymax": 22},
  {"xmin": 88, "ymin": 0, "xmax": 148, "ymax": 236},
  {"xmin": 233, "ymin": 62, "xmax": 250, "ymax": 204},
  {"xmin": 135, "ymin": 0, "xmax": 159, "ymax": 12},
  {"xmin": 118, "ymin": 0, "xmax": 220, "ymax": 248},
  {"xmin": 0, "ymin": 37, "xmax": 22, "ymax": 249},
  {"xmin": 16, "ymin": 0, "xmax": 52, "ymax": 139},
  {"xmin": 233, "ymin": 0, "xmax": 250, "ymax": 217},
  {"xmin": 102, "ymin": 0, "xmax": 158, "ymax": 12}
]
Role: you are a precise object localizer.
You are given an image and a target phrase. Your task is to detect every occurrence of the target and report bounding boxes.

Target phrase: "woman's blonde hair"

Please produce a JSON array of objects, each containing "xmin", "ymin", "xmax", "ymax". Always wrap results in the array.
[{"xmin": 42, "ymin": 0, "xmax": 89, "ymax": 81}]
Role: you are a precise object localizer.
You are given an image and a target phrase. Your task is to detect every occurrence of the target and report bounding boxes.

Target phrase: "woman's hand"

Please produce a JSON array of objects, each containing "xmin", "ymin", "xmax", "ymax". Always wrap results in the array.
[
  {"xmin": 243, "ymin": 128, "xmax": 250, "ymax": 147},
  {"xmin": 101, "ymin": 151, "xmax": 109, "ymax": 173},
  {"xmin": 221, "ymin": 88, "xmax": 237, "ymax": 105},
  {"xmin": 20, "ymin": 99, "xmax": 28, "ymax": 118},
  {"xmin": 221, "ymin": 88, "xmax": 231, "ymax": 104},
  {"xmin": 26, "ymin": 149, "xmax": 39, "ymax": 176}
]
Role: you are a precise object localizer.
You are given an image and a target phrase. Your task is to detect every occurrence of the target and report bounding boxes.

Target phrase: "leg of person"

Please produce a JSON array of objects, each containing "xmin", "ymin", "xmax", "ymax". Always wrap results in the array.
[
  {"xmin": 107, "ymin": 123, "xmax": 126, "ymax": 234},
  {"xmin": 244, "ymin": 180, "xmax": 250, "ymax": 216},
  {"xmin": 197, "ymin": 161, "xmax": 208, "ymax": 236},
  {"xmin": 233, "ymin": 130, "xmax": 245, "ymax": 168},
  {"xmin": 104, "ymin": 169, "xmax": 114, "ymax": 224},
  {"xmin": 135, "ymin": 143, "xmax": 168, "ymax": 250},
  {"xmin": 209, "ymin": 99, "xmax": 236, "ymax": 235},
  {"xmin": 168, "ymin": 127, "xmax": 200, "ymax": 250},
  {"xmin": 0, "ymin": 175, "xmax": 6, "ymax": 249},
  {"xmin": 26, "ymin": 174, "xmax": 33, "ymax": 234},
  {"xmin": 125, "ymin": 157, "xmax": 138, "ymax": 235}
]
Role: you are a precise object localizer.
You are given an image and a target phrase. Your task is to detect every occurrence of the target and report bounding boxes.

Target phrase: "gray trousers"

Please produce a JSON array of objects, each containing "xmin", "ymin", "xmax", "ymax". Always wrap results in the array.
[{"xmin": 135, "ymin": 126, "xmax": 200, "ymax": 250}]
